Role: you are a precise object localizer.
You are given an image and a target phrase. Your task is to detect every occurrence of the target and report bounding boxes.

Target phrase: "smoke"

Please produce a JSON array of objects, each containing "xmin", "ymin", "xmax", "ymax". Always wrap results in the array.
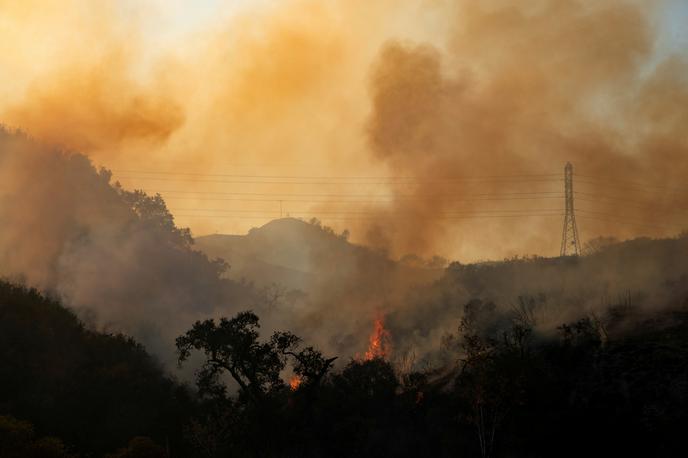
[
  {"xmin": 0, "ymin": 0, "xmax": 185, "ymax": 155},
  {"xmin": 366, "ymin": 0, "xmax": 688, "ymax": 258},
  {"xmin": 2, "ymin": 0, "xmax": 685, "ymax": 260},
  {"xmin": 0, "ymin": 0, "xmax": 446, "ymax": 254},
  {"xmin": 386, "ymin": 235, "xmax": 688, "ymax": 368},
  {"xmin": 0, "ymin": 0, "xmax": 687, "ymax": 371},
  {"xmin": 5, "ymin": 56, "xmax": 184, "ymax": 153},
  {"xmin": 0, "ymin": 129, "xmax": 261, "ymax": 366}
]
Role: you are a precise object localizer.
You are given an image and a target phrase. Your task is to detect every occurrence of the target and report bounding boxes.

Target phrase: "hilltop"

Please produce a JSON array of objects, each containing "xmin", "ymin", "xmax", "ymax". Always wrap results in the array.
[{"xmin": 195, "ymin": 218, "xmax": 443, "ymax": 293}]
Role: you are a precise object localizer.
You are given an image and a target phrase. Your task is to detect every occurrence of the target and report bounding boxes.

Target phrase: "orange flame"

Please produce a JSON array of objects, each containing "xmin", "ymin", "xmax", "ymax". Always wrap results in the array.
[
  {"xmin": 365, "ymin": 316, "xmax": 392, "ymax": 360},
  {"xmin": 289, "ymin": 375, "xmax": 302, "ymax": 391}
]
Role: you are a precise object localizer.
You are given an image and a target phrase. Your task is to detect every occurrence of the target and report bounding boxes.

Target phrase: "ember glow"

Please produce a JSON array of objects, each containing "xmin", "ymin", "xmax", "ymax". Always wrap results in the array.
[
  {"xmin": 364, "ymin": 316, "xmax": 392, "ymax": 361},
  {"xmin": 289, "ymin": 375, "xmax": 302, "ymax": 391}
]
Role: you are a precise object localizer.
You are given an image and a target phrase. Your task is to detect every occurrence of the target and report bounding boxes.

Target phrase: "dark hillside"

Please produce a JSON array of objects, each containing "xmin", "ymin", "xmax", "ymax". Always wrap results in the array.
[{"xmin": 0, "ymin": 281, "xmax": 193, "ymax": 456}]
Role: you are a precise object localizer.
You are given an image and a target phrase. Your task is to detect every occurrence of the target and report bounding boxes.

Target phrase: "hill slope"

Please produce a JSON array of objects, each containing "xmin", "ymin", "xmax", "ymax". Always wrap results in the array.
[
  {"xmin": 0, "ymin": 127, "xmax": 259, "ymax": 366},
  {"xmin": 387, "ymin": 234, "xmax": 688, "ymax": 363},
  {"xmin": 0, "ymin": 281, "xmax": 192, "ymax": 456},
  {"xmin": 195, "ymin": 218, "xmax": 443, "ymax": 293}
]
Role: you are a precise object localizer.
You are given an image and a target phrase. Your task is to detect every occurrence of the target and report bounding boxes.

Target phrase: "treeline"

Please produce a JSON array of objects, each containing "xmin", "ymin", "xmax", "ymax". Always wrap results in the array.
[{"xmin": 1, "ymin": 279, "xmax": 687, "ymax": 457}]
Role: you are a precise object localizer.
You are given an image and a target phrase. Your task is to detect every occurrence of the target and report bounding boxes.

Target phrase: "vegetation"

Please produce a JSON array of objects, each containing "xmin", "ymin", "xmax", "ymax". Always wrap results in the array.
[
  {"xmin": 2, "ymin": 278, "xmax": 687, "ymax": 456},
  {"xmin": 0, "ymin": 281, "xmax": 192, "ymax": 457}
]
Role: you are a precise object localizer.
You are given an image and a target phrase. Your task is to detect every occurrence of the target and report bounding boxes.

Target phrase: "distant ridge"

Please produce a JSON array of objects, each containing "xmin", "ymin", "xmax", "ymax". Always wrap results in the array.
[{"xmin": 195, "ymin": 218, "xmax": 442, "ymax": 292}]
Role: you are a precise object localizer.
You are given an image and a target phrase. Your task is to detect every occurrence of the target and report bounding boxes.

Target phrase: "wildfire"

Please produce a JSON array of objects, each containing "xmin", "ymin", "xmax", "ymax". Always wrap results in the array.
[
  {"xmin": 289, "ymin": 374, "xmax": 302, "ymax": 391},
  {"xmin": 364, "ymin": 316, "xmax": 392, "ymax": 360}
]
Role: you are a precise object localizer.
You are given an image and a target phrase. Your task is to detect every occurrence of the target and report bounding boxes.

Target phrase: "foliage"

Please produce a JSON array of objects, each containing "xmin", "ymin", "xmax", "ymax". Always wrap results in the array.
[
  {"xmin": 0, "ymin": 281, "xmax": 194, "ymax": 456},
  {"xmin": 3, "ymin": 277, "xmax": 688, "ymax": 457},
  {"xmin": 176, "ymin": 311, "xmax": 336, "ymax": 404},
  {"xmin": 0, "ymin": 415, "xmax": 75, "ymax": 457}
]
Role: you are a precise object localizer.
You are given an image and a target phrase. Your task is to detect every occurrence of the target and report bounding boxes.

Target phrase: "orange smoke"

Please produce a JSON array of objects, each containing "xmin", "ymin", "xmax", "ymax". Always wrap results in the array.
[
  {"xmin": 289, "ymin": 374, "xmax": 302, "ymax": 391},
  {"xmin": 365, "ymin": 316, "xmax": 392, "ymax": 361},
  {"xmin": 1, "ymin": 0, "xmax": 687, "ymax": 261}
]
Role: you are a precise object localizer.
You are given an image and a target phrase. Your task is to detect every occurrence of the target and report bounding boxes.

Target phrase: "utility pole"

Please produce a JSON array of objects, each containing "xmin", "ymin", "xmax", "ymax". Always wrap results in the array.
[{"xmin": 560, "ymin": 162, "xmax": 581, "ymax": 256}]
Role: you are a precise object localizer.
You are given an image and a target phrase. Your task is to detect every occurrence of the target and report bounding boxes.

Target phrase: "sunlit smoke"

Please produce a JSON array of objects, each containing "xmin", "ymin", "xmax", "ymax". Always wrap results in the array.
[{"xmin": 2, "ymin": 1, "xmax": 685, "ymax": 261}]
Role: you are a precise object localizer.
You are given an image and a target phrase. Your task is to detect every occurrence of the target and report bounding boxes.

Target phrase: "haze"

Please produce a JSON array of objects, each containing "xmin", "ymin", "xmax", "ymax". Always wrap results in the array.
[{"xmin": 2, "ymin": 0, "xmax": 687, "ymax": 262}]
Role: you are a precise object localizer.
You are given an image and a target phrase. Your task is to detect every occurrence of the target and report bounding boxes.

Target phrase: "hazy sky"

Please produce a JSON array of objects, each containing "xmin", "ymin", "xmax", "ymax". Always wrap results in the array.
[{"xmin": 1, "ymin": 0, "xmax": 686, "ymax": 262}]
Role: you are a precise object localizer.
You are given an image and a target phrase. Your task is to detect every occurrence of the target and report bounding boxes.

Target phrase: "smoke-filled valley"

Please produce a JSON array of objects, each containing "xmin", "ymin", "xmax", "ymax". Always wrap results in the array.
[{"xmin": 1, "ymin": 0, "xmax": 688, "ymax": 457}]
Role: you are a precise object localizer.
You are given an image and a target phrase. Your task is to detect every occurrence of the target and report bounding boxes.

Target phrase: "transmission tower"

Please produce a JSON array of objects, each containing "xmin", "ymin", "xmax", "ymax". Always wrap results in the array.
[{"xmin": 560, "ymin": 162, "xmax": 581, "ymax": 256}]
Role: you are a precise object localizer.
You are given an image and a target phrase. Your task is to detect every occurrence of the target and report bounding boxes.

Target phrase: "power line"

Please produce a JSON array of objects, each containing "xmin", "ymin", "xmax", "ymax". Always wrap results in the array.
[
  {"xmin": 114, "ymin": 169, "xmax": 562, "ymax": 181},
  {"xmin": 112, "ymin": 169, "xmax": 687, "ymax": 196},
  {"xmin": 576, "ymin": 208, "xmax": 683, "ymax": 226},
  {"xmin": 161, "ymin": 195, "xmax": 566, "ymax": 204},
  {"xmin": 172, "ymin": 213, "xmax": 565, "ymax": 221},
  {"xmin": 576, "ymin": 194, "xmax": 688, "ymax": 214},
  {"xmin": 575, "ymin": 178, "xmax": 687, "ymax": 197},
  {"xmin": 171, "ymin": 208, "xmax": 564, "ymax": 216},
  {"xmin": 114, "ymin": 175, "xmax": 564, "ymax": 186},
  {"xmin": 576, "ymin": 215, "xmax": 679, "ymax": 231},
  {"xmin": 150, "ymin": 190, "xmax": 564, "ymax": 198},
  {"xmin": 171, "ymin": 211, "xmax": 679, "ymax": 232},
  {"xmin": 107, "ymin": 167, "xmax": 687, "ymax": 237},
  {"xmin": 575, "ymin": 173, "xmax": 688, "ymax": 193}
]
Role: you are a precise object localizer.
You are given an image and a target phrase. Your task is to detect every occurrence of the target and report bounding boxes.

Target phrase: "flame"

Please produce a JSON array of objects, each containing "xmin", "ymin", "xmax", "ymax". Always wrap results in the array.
[
  {"xmin": 364, "ymin": 316, "xmax": 392, "ymax": 360},
  {"xmin": 289, "ymin": 375, "xmax": 302, "ymax": 391}
]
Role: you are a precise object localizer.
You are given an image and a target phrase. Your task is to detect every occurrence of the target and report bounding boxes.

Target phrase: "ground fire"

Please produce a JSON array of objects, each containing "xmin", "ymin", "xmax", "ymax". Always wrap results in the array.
[
  {"xmin": 364, "ymin": 316, "xmax": 392, "ymax": 360},
  {"xmin": 289, "ymin": 375, "xmax": 302, "ymax": 391}
]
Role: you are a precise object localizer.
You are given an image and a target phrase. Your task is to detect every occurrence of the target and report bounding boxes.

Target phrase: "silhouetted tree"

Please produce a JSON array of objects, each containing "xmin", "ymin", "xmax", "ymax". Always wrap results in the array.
[
  {"xmin": 334, "ymin": 358, "xmax": 398, "ymax": 405},
  {"xmin": 456, "ymin": 300, "xmax": 533, "ymax": 458},
  {"xmin": 176, "ymin": 311, "xmax": 336, "ymax": 404}
]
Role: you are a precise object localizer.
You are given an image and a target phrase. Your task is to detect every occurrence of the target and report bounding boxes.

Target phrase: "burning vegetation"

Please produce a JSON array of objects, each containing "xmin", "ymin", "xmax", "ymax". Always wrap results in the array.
[
  {"xmin": 364, "ymin": 316, "xmax": 392, "ymax": 361},
  {"xmin": 1, "ymin": 0, "xmax": 688, "ymax": 457},
  {"xmin": 289, "ymin": 375, "xmax": 302, "ymax": 391}
]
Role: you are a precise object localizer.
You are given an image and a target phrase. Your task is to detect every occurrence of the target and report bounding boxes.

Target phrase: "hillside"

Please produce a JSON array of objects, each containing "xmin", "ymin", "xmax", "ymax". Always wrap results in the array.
[
  {"xmin": 0, "ymin": 128, "xmax": 260, "ymax": 367},
  {"xmin": 386, "ymin": 234, "xmax": 688, "ymax": 364},
  {"xmin": 0, "ymin": 281, "xmax": 193, "ymax": 456},
  {"xmin": 195, "ymin": 222, "xmax": 688, "ymax": 365},
  {"xmin": 195, "ymin": 218, "xmax": 443, "ymax": 295}
]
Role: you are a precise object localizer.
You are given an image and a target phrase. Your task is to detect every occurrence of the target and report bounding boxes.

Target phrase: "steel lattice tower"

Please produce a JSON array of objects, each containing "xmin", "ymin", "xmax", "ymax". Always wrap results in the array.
[{"xmin": 560, "ymin": 162, "xmax": 581, "ymax": 256}]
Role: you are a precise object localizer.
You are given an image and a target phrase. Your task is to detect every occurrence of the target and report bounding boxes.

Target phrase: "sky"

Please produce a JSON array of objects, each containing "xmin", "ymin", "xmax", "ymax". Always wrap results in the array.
[
  {"xmin": 660, "ymin": 0, "xmax": 688, "ymax": 49},
  {"xmin": 0, "ymin": 0, "xmax": 687, "ymax": 262}
]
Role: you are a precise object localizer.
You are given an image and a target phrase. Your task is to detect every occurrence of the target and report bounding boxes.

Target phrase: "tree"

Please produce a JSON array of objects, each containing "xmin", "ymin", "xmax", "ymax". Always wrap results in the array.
[
  {"xmin": 0, "ymin": 415, "xmax": 75, "ymax": 458},
  {"xmin": 176, "ymin": 311, "xmax": 335, "ymax": 403},
  {"xmin": 286, "ymin": 345, "xmax": 337, "ymax": 392},
  {"xmin": 334, "ymin": 358, "xmax": 398, "ymax": 403},
  {"xmin": 456, "ymin": 300, "xmax": 532, "ymax": 458},
  {"xmin": 118, "ymin": 189, "xmax": 192, "ymax": 248}
]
